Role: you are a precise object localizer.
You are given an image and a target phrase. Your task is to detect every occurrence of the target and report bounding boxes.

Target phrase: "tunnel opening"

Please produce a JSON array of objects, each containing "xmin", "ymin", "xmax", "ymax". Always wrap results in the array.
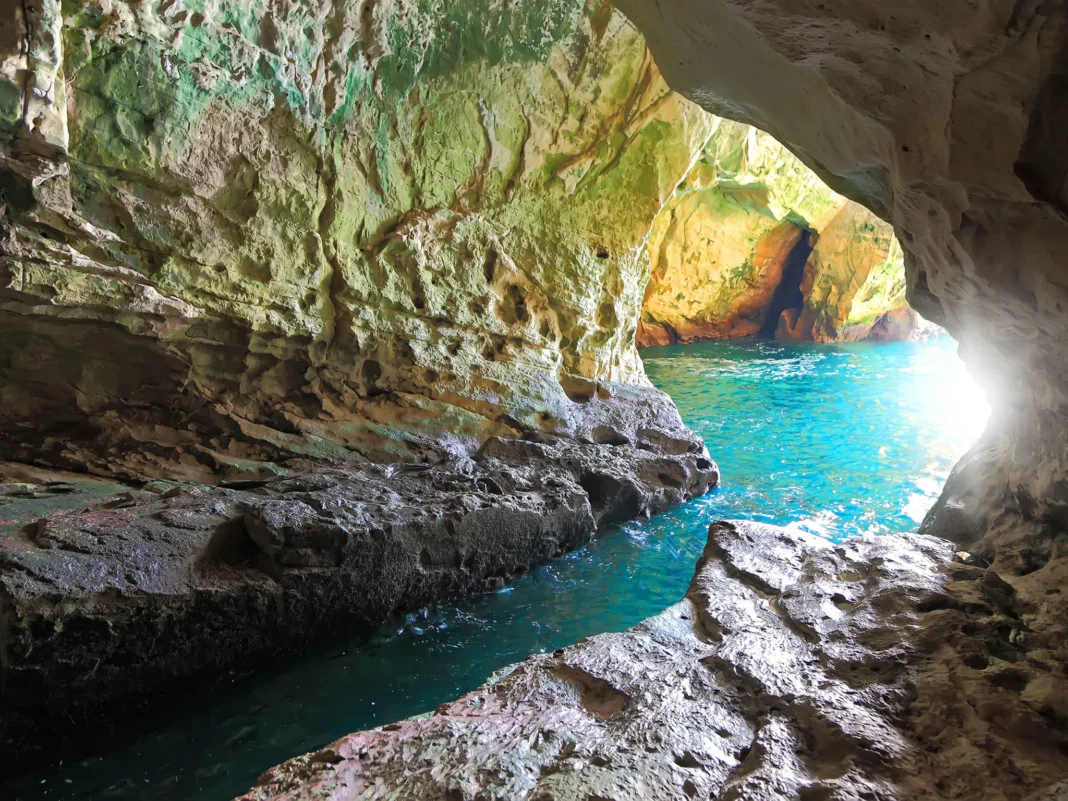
[{"xmin": 757, "ymin": 228, "xmax": 814, "ymax": 338}]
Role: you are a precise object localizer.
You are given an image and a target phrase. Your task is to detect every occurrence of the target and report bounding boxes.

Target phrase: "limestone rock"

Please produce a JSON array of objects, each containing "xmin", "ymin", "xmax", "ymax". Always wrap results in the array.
[
  {"xmin": 638, "ymin": 125, "xmax": 926, "ymax": 347},
  {"xmin": 0, "ymin": 0, "xmax": 720, "ymax": 763},
  {"xmin": 239, "ymin": 520, "xmax": 1068, "ymax": 801},
  {"xmin": 640, "ymin": 184, "xmax": 808, "ymax": 343},
  {"xmin": 614, "ymin": 0, "xmax": 1068, "ymax": 537},
  {"xmin": 0, "ymin": 0, "xmax": 716, "ymax": 478},
  {"xmin": 0, "ymin": 441, "xmax": 717, "ymax": 763},
  {"xmin": 777, "ymin": 200, "xmax": 910, "ymax": 342},
  {"xmin": 637, "ymin": 120, "xmax": 826, "ymax": 345}
]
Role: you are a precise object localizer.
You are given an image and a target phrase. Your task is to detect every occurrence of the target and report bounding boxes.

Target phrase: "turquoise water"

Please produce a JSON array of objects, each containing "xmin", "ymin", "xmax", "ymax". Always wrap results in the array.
[{"xmin": 9, "ymin": 336, "xmax": 988, "ymax": 800}]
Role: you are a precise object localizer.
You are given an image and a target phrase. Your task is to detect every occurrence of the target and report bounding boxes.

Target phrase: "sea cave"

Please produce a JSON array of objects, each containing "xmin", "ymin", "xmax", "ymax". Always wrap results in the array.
[{"xmin": 2, "ymin": 1, "xmax": 1067, "ymax": 799}]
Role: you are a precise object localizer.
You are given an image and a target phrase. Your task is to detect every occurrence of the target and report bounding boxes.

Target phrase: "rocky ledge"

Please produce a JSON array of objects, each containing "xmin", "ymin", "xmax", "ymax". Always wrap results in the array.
[
  {"xmin": 240, "ymin": 520, "xmax": 1068, "ymax": 801},
  {"xmin": 0, "ymin": 434, "xmax": 716, "ymax": 765}
]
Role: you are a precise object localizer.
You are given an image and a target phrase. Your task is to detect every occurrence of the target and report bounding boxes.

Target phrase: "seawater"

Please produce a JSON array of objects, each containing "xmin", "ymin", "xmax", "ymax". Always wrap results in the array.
[{"xmin": 10, "ymin": 336, "xmax": 989, "ymax": 800}]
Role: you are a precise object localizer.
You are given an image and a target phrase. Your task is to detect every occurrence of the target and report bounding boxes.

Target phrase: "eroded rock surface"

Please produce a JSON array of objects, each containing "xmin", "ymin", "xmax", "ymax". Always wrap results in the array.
[
  {"xmin": 2, "ymin": 0, "xmax": 717, "ymax": 479},
  {"xmin": 3, "ymin": 0, "xmax": 1067, "ymax": 790},
  {"xmin": 779, "ymin": 201, "xmax": 903, "ymax": 342},
  {"xmin": 4, "ymin": 0, "xmax": 933, "ymax": 486},
  {"xmin": 638, "ymin": 122, "xmax": 927, "ymax": 346},
  {"xmin": 0, "ymin": 0, "xmax": 934, "ymax": 764},
  {"xmin": 239, "ymin": 520, "xmax": 1068, "ymax": 801},
  {"xmin": 0, "ymin": 436, "xmax": 716, "ymax": 761},
  {"xmin": 616, "ymin": 0, "xmax": 1068, "ymax": 540}
]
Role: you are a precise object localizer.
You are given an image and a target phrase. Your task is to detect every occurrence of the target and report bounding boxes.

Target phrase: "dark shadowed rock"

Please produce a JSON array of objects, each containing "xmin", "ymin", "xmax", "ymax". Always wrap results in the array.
[{"xmin": 0, "ymin": 441, "xmax": 716, "ymax": 765}]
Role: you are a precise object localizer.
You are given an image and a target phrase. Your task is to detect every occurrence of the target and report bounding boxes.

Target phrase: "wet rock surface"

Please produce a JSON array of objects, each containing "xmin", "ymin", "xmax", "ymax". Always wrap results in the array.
[
  {"xmin": 0, "ymin": 437, "xmax": 716, "ymax": 765},
  {"xmin": 239, "ymin": 520, "xmax": 1068, "ymax": 801},
  {"xmin": 616, "ymin": 0, "xmax": 1068, "ymax": 545}
]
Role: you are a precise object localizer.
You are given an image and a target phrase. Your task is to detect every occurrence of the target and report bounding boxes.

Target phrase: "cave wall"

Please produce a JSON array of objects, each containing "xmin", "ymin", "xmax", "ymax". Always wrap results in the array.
[
  {"xmin": 638, "ymin": 119, "xmax": 824, "ymax": 345},
  {"xmin": 1, "ymin": 0, "xmax": 717, "ymax": 480},
  {"xmin": 0, "ymin": 0, "xmax": 737, "ymax": 751},
  {"xmin": 637, "ymin": 120, "xmax": 928, "ymax": 347},
  {"xmin": 1, "ymin": 0, "xmax": 951, "ymax": 485}
]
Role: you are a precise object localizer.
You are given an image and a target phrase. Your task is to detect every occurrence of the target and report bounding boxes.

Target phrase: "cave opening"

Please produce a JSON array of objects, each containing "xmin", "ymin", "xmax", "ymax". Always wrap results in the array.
[
  {"xmin": 757, "ymin": 228, "xmax": 814, "ymax": 338},
  {"xmin": 5, "ymin": 0, "xmax": 1053, "ymax": 795}
]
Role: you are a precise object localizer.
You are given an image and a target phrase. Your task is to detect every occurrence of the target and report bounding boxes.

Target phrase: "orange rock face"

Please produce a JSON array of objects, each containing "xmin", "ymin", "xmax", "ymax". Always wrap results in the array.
[
  {"xmin": 640, "ymin": 191, "xmax": 926, "ymax": 347},
  {"xmin": 635, "ymin": 124, "xmax": 926, "ymax": 350},
  {"xmin": 639, "ymin": 182, "xmax": 811, "ymax": 342},
  {"xmin": 777, "ymin": 201, "xmax": 895, "ymax": 342}
]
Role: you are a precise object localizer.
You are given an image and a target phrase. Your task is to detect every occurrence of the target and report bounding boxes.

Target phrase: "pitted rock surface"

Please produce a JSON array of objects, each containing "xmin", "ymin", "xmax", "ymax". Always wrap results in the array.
[
  {"xmin": 239, "ymin": 521, "xmax": 1068, "ymax": 801},
  {"xmin": 0, "ymin": 440, "xmax": 716, "ymax": 762},
  {"xmin": 3, "ymin": 0, "xmax": 916, "ymax": 487},
  {"xmin": 637, "ymin": 123, "xmax": 919, "ymax": 347},
  {"xmin": 1, "ymin": 0, "xmax": 721, "ymax": 481}
]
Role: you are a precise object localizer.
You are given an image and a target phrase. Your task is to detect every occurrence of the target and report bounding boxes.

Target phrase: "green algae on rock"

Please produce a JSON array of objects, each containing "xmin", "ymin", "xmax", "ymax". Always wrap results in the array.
[
  {"xmin": 1, "ymin": 0, "xmax": 727, "ymax": 764},
  {"xmin": 3, "ymin": 0, "xmax": 719, "ymax": 479},
  {"xmin": 3, "ymin": 0, "xmax": 928, "ymax": 481}
]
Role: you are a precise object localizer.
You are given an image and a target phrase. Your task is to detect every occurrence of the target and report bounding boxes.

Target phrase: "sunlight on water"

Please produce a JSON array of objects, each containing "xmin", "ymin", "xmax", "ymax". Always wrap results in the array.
[
  {"xmin": 8, "ymin": 336, "xmax": 988, "ymax": 801},
  {"xmin": 645, "ymin": 335, "xmax": 990, "ymax": 541}
]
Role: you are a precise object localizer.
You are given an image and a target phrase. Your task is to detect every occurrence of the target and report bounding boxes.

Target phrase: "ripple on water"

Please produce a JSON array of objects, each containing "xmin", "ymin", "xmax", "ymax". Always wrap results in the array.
[{"xmin": 7, "ymin": 336, "xmax": 989, "ymax": 801}]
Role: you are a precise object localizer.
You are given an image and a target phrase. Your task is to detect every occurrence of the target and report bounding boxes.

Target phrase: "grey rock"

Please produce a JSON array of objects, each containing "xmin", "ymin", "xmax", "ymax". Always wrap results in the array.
[
  {"xmin": 0, "ymin": 439, "xmax": 717, "ymax": 764},
  {"xmin": 239, "ymin": 521, "xmax": 1068, "ymax": 801}
]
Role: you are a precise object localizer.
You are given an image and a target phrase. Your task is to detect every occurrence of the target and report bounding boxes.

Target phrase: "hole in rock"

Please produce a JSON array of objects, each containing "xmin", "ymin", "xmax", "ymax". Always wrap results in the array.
[
  {"xmin": 498, "ymin": 283, "xmax": 529, "ymax": 325},
  {"xmin": 482, "ymin": 249, "xmax": 498, "ymax": 283},
  {"xmin": 757, "ymin": 229, "xmax": 814, "ymax": 338},
  {"xmin": 361, "ymin": 359, "xmax": 385, "ymax": 396},
  {"xmin": 552, "ymin": 664, "xmax": 631, "ymax": 720},
  {"xmin": 558, "ymin": 373, "xmax": 597, "ymax": 403},
  {"xmin": 592, "ymin": 425, "xmax": 630, "ymax": 446}
]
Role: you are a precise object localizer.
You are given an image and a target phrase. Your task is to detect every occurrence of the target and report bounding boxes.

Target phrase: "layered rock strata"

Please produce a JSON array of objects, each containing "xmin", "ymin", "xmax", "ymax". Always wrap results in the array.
[
  {"xmin": 239, "ymin": 520, "xmax": 1068, "ymax": 801},
  {"xmin": 0, "ymin": 430, "xmax": 716, "ymax": 761}
]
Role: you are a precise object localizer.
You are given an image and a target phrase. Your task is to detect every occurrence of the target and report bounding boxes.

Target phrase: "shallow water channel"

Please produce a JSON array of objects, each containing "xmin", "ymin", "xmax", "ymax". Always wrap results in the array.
[{"xmin": 10, "ymin": 336, "xmax": 989, "ymax": 800}]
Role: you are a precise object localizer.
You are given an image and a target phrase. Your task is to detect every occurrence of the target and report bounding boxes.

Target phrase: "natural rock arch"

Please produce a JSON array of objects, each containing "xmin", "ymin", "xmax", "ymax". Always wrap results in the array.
[
  {"xmin": 615, "ymin": 0, "xmax": 1068, "ymax": 547},
  {"xmin": 3, "ymin": 0, "xmax": 1067, "ymax": 785}
]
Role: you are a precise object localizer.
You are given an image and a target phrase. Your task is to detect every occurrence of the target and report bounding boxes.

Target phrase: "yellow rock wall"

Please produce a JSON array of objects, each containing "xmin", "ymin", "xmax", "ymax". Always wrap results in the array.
[{"xmin": 637, "ymin": 123, "xmax": 921, "ymax": 347}]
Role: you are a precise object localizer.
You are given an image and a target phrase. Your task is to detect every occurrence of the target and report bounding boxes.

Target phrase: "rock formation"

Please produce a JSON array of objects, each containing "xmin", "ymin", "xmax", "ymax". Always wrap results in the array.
[
  {"xmin": 3, "ymin": 0, "xmax": 1068, "ymax": 793},
  {"xmin": 2, "ymin": 0, "xmax": 717, "ymax": 480},
  {"xmin": 0, "ymin": 0, "xmax": 724, "ymax": 760},
  {"xmin": 239, "ymin": 521, "xmax": 1068, "ymax": 801},
  {"xmin": 615, "ymin": 0, "xmax": 1068, "ymax": 545},
  {"xmin": 232, "ymin": 0, "xmax": 1068, "ymax": 798},
  {"xmin": 777, "ymin": 201, "xmax": 924, "ymax": 342},
  {"xmin": 0, "ymin": 436, "xmax": 715, "ymax": 759},
  {"xmin": 637, "ymin": 123, "xmax": 931, "ymax": 347}
]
